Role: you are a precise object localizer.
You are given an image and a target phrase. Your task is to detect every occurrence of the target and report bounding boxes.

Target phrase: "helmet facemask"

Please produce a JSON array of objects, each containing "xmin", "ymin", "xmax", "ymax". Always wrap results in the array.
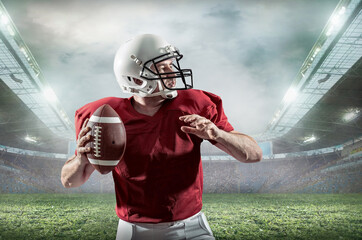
[{"xmin": 140, "ymin": 47, "xmax": 193, "ymax": 92}]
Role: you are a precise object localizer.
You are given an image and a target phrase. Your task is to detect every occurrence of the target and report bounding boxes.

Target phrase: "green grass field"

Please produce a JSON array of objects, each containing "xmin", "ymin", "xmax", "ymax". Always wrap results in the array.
[{"xmin": 0, "ymin": 193, "xmax": 361, "ymax": 240}]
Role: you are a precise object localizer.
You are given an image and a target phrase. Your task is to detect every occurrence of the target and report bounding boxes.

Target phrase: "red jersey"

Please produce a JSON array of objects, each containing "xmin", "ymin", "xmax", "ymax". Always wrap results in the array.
[{"xmin": 74, "ymin": 89, "xmax": 234, "ymax": 223}]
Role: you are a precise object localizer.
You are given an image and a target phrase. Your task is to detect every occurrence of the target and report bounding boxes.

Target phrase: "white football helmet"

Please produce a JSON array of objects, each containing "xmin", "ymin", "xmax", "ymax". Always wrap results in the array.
[{"xmin": 114, "ymin": 34, "xmax": 193, "ymax": 99}]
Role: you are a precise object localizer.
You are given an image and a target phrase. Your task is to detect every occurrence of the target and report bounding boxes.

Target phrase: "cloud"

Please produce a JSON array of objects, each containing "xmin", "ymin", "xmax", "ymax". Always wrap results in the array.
[
  {"xmin": 1, "ymin": 0, "xmax": 339, "ymax": 136},
  {"xmin": 205, "ymin": 4, "xmax": 242, "ymax": 22}
]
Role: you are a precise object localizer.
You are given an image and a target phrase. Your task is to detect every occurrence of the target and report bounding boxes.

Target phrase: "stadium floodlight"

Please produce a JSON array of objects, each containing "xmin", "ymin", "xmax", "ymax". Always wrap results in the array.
[
  {"xmin": 338, "ymin": 6, "xmax": 346, "ymax": 16},
  {"xmin": 284, "ymin": 88, "xmax": 298, "ymax": 103},
  {"xmin": 1, "ymin": 14, "xmax": 8, "ymax": 25},
  {"xmin": 326, "ymin": 6, "xmax": 346, "ymax": 37},
  {"xmin": 343, "ymin": 109, "xmax": 360, "ymax": 122},
  {"xmin": 303, "ymin": 135, "xmax": 316, "ymax": 144},
  {"xmin": 20, "ymin": 47, "xmax": 28, "ymax": 57},
  {"xmin": 43, "ymin": 87, "xmax": 57, "ymax": 103},
  {"xmin": 312, "ymin": 47, "xmax": 321, "ymax": 59},
  {"xmin": 25, "ymin": 135, "xmax": 37, "ymax": 143}
]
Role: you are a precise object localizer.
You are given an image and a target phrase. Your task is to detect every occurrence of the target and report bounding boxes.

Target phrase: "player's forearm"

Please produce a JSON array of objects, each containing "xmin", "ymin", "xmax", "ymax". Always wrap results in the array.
[
  {"xmin": 61, "ymin": 154, "xmax": 94, "ymax": 188},
  {"xmin": 215, "ymin": 131, "xmax": 262, "ymax": 163}
]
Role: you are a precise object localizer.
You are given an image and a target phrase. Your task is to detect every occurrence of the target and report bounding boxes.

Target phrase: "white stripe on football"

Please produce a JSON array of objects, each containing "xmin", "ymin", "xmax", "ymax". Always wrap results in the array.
[
  {"xmin": 89, "ymin": 115, "xmax": 122, "ymax": 123},
  {"xmin": 88, "ymin": 158, "xmax": 120, "ymax": 166}
]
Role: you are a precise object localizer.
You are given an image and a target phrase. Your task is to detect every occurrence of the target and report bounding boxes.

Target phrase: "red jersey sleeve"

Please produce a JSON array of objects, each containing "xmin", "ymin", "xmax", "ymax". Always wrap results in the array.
[
  {"xmin": 201, "ymin": 91, "xmax": 234, "ymax": 144},
  {"xmin": 203, "ymin": 92, "xmax": 234, "ymax": 131}
]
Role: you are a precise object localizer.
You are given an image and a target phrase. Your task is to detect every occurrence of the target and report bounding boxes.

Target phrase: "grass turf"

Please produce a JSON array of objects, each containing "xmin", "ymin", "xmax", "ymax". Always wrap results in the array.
[{"xmin": 0, "ymin": 193, "xmax": 361, "ymax": 240}]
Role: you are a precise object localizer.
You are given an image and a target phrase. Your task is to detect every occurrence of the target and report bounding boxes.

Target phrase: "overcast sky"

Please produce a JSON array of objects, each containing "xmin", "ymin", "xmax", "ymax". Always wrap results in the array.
[{"xmin": 2, "ymin": 0, "xmax": 339, "ymax": 136}]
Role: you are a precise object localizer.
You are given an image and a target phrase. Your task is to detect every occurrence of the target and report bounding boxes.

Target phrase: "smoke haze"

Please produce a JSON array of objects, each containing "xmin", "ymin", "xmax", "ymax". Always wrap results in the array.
[{"xmin": 2, "ymin": 0, "xmax": 339, "ymax": 135}]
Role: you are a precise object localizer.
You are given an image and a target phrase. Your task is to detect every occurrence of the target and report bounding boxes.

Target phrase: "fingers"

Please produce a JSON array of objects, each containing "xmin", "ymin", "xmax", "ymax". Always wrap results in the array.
[
  {"xmin": 77, "ymin": 118, "xmax": 92, "ymax": 155},
  {"xmin": 180, "ymin": 114, "xmax": 220, "ymax": 140},
  {"xmin": 193, "ymin": 118, "xmax": 209, "ymax": 128},
  {"xmin": 82, "ymin": 118, "xmax": 89, "ymax": 129},
  {"xmin": 77, "ymin": 133, "xmax": 91, "ymax": 154},
  {"xmin": 78, "ymin": 134, "xmax": 91, "ymax": 147},
  {"xmin": 179, "ymin": 114, "xmax": 210, "ymax": 128},
  {"xmin": 179, "ymin": 114, "xmax": 206, "ymax": 123},
  {"xmin": 181, "ymin": 124, "xmax": 214, "ymax": 137},
  {"xmin": 78, "ymin": 118, "xmax": 91, "ymax": 140},
  {"xmin": 78, "ymin": 146, "xmax": 91, "ymax": 154},
  {"xmin": 180, "ymin": 114, "xmax": 208, "ymax": 134},
  {"xmin": 179, "ymin": 114, "xmax": 198, "ymax": 122},
  {"xmin": 181, "ymin": 126, "xmax": 199, "ymax": 134}
]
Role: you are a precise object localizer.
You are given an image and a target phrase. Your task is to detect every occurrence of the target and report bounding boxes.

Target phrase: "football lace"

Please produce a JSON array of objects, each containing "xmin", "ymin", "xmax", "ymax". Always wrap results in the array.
[{"xmin": 94, "ymin": 126, "xmax": 102, "ymax": 157}]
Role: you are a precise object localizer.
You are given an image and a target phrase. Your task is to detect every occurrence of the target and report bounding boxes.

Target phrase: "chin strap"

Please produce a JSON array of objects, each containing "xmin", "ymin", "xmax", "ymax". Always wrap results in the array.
[
  {"xmin": 124, "ymin": 80, "xmax": 177, "ymax": 99},
  {"xmin": 155, "ymin": 80, "xmax": 178, "ymax": 99},
  {"xmin": 143, "ymin": 87, "xmax": 177, "ymax": 99}
]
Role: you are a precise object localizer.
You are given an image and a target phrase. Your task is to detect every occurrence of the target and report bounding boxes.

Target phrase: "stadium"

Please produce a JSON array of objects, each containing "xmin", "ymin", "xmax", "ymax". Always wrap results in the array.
[{"xmin": 0, "ymin": 0, "xmax": 361, "ymax": 239}]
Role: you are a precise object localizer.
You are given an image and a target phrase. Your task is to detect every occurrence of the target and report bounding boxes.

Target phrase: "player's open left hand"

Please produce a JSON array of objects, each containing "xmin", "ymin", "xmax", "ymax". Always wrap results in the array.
[{"xmin": 179, "ymin": 114, "xmax": 221, "ymax": 140}]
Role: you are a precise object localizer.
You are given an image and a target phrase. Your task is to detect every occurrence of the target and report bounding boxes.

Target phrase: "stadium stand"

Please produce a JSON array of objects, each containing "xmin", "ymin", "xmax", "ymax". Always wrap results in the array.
[
  {"xmin": 0, "ymin": 149, "xmax": 114, "ymax": 193},
  {"xmin": 1, "ymin": 140, "xmax": 361, "ymax": 194}
]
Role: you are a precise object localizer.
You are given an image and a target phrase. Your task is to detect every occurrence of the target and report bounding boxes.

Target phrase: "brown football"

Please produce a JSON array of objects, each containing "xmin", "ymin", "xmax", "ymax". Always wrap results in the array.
[{"xmin": 85, "ymin": 104, "xmax": 126, "ymax": 174}]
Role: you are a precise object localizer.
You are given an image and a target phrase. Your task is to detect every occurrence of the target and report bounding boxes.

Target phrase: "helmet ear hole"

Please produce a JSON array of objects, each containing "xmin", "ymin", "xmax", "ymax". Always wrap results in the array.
[{"xmin": 133, "ymin": 78, "xmax": 144, "ymax": 86}]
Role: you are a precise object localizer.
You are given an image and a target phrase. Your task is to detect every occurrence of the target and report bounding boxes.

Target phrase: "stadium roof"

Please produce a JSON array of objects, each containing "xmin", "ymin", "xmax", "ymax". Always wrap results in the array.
[
  {"xmin": 257, "ymin": 0, "xmax": 362, "ymax": 154},
  {"xmin": 0, "ymin": 1, "xmax": 73, "ymax": 154}
]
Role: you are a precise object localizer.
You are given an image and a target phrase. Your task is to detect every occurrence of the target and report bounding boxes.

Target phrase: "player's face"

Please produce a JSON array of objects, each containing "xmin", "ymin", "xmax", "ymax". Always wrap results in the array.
[
  {"xmin": 132, "ymin": 58, "xmax": 178, "ymax": 95},
  {"xmin": 152, "ymin": 59, "xmax": 176, "ymax": 89}
]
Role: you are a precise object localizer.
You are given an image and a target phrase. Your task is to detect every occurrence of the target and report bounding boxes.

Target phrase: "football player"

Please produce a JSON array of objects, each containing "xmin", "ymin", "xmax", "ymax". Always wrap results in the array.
[{"xmin": 61, "ymin": 34, "xmax": 262, "ymax": 240}]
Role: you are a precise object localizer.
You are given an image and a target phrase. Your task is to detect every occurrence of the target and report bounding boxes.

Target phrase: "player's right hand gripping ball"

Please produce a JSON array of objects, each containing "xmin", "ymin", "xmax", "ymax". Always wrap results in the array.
[{"xmin": 85, "ymin": 104, "xmax": 126, "ymax": 174}]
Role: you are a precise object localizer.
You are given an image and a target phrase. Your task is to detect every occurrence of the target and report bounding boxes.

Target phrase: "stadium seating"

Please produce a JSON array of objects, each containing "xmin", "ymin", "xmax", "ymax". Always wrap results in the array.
[{"xmin": 0, "ymin": 148, "xmax": 361, "ymax": 194}]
